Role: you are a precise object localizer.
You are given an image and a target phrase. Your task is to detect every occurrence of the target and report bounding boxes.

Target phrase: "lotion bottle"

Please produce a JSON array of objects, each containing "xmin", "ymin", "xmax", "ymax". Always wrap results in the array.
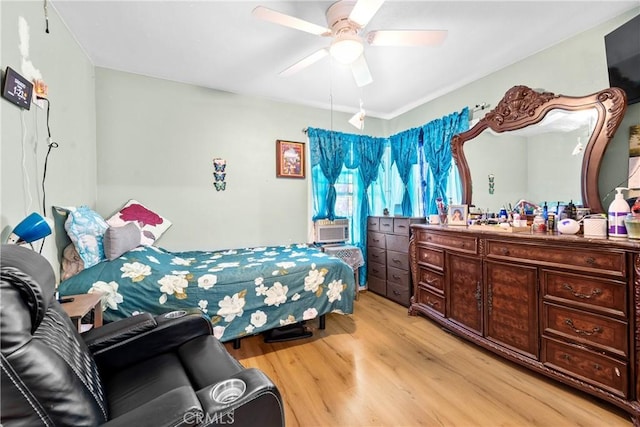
[{"xmin": 608, "ymin": 187, "xmax": 630, "ymax": 237}]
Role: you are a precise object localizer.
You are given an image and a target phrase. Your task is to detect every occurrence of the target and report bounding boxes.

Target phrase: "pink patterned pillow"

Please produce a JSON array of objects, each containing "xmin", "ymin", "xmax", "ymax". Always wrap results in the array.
[{"xmin": 106, "ymin": 199, "xmax": 171, "ymax": 246}]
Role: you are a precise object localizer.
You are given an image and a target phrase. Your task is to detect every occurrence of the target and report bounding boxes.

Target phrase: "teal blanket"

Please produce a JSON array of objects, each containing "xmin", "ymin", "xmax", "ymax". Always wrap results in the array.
[{"xmin": 58, "ymin": 244, "xmax": 355, "ymax": 342}]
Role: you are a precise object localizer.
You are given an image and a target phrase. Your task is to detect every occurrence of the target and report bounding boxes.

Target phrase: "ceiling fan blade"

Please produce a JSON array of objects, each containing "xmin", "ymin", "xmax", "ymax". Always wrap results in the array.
[
  {"xmin": 349, "ymin": 0, "xmax": 385, "ymax": 27},
  {"xmin": 351, "ymin": 55, "xmax": 373, "ymax": 87},
  {"xmin": 367, "ymin": 30, "xmax": 448, "ymax": 46},
  {"xmin": 280, "ymin": 49, "xmax": 329, "ymax": 77},
  {"xmin": 252, "ymin": 6, "xmax": 330, "ymax": 36}
]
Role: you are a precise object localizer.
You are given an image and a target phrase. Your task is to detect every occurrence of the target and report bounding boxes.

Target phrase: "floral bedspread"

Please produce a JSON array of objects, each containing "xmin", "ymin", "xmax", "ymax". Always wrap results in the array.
[{"xmin": 58, "ymin": 244, "xmax": 356, "ymax": 342}]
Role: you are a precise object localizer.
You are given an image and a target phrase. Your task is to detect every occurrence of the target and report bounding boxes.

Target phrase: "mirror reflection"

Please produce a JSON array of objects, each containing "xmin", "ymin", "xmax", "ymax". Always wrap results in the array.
[
  {"xmin": 452, "ymin": 85, "xmax": 628, "ymax": 214},
  {"xmin": 467, "ymin": 108, "xmax": 597, "ymax": 213}
]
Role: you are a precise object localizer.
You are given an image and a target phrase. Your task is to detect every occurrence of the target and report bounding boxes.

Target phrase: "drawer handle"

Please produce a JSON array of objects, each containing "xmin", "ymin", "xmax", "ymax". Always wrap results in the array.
[
  {"xmin": 397, "ymin": 225, "xmax": 407, "ymax": 229},
  {"xmin": 426, "ymin": 278, "xmax": 437, "ymax": 286},
  {"xmin": 500, "ymin": 247, "xmax": 510, "ymax": 256},
  {"xmin": 561, "ymin": 353, "xmax": 572, "ymax": 362},
  {"xmin": 562, "ymin": 283, "xmax": 603, "ymax": 300},
  {"xmin": 564, "ymin": 318, "xmax": 603, "ymax": 336},
  {"xmin": 487, "ymin": 284, "xmax": 493, "ymax": 315},
  {"xmin": 393, "ymin": 290, "xmax": 401, "ymax": 296},
  {"xmin": 593, "ymin": 363, "xmax": 602, "ymax": 371},
  {"xmin": 585, "ymin": 257, "xmax": 596, "ymax": 265},
  {"xmin": 475, "ymin": 281, "xmax": 482, "ymax": 311},
  {"xmin": 392, "ymin": 274, "xmax": 401, "ymax": 280},
  {"xmin": 391, "ymin": 258, "xmax": 402, "ymax": 264},
  {"xmin": 426, "ymin": 300, "xmax": 439, "ymax": 308}
]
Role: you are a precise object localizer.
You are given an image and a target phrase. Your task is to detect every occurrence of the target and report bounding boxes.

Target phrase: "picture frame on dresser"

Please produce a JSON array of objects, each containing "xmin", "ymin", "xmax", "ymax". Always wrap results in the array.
[{"xmin": 447, "ymin": 204, "xmax": 468, "ymax": 226}]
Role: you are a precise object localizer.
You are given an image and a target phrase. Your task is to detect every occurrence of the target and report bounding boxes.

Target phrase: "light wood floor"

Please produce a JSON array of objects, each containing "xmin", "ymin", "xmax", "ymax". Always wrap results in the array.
[{"xmin": 225, "ymin": 291, "xmax": 633, "ymax": 427}]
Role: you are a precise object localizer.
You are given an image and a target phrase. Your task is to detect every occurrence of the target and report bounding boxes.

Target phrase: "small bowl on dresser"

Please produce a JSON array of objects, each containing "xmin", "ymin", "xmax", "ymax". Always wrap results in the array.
[{"xmin": 624, "ymin": 214, "xmax": 640, "ymax": 239}]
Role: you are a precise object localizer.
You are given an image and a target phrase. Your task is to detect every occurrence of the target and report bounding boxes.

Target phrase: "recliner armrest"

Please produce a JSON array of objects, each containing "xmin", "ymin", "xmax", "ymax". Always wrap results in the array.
[
  {"xmin": 195, "ymin": 368, "xmax": 285, "ymax": 427},
  {"xmin": 82, "ymin": 312, "xmax": 157, "ymax": 353},
  {"xmin": 92, "ymin": 313, "xmax": 212, "ymax": 374}
]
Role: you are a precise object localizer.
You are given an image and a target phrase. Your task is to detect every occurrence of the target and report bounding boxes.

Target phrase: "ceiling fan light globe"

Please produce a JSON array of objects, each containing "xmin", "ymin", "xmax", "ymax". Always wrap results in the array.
[{"xmin": 330, "ymin": 37, "xmax": 364, "ymax": 64}]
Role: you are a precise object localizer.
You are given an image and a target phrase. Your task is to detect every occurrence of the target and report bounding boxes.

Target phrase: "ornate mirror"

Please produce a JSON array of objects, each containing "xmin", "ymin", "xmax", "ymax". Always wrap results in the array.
[{"xmin": 452, "ymin": 85, "xmax": 627, "ymax": 214}]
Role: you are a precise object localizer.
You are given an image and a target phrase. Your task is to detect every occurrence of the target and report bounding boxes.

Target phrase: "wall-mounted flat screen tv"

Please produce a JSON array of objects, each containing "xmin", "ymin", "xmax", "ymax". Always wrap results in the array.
[{"xmin": 605, "ymin": 14, "xmax": 640, "ymax": 105}]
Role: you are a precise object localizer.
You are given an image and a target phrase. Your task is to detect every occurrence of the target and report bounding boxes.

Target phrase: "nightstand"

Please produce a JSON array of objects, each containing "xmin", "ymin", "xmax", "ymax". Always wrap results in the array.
[{"xmin": 60, "ymin": 292, "xmax": 103, "ymax": 332}]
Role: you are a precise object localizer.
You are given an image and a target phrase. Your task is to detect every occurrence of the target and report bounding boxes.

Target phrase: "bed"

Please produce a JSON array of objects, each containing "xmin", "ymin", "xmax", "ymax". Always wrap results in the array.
[
  {"xmin": 57, "ymin": 243, "xmax": 356, "ymax": 343},
  {"xmin": 54, "ymin": 205, "xmax": 355, "ymax": 342}
]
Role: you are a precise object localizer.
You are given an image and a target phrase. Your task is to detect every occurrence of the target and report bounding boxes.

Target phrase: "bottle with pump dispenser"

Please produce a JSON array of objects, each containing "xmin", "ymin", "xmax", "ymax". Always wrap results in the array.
[{"xmin": 608, "ymin": 187, "xmax": 630, "ymax": 237}]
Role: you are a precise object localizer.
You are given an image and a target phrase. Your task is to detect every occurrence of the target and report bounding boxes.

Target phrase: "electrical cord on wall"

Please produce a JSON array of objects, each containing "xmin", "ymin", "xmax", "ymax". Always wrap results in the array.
[
  {"xmin": 41, "ymin": 98, "xmax": 58, "ymax": 218},
  {"xmin": 39, "ymin": 98, "xmax": 58, "ymax": 253}
]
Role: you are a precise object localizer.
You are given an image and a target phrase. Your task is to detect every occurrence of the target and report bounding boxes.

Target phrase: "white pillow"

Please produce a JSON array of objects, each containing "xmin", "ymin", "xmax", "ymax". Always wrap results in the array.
[{"xmin": 106, "ymin": 199, "xmax": 171, "ymax": 246}]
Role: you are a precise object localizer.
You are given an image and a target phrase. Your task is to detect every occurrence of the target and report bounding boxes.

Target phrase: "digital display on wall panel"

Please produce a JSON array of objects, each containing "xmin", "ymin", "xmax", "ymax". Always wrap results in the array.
[{"xmin": 1, "ymin": 66, "xmax": 33, "ymax": 110}]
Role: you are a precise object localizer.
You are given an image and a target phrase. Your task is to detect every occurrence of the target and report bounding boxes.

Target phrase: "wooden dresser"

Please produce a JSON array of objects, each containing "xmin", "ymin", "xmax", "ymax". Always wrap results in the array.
[
  {"xmin": 367, "ymin": 216, "xmax": 424, "ymax": 306},
  {"xmin": 410, "ymin": 224, "xmax": 640, "ymax": 422}
]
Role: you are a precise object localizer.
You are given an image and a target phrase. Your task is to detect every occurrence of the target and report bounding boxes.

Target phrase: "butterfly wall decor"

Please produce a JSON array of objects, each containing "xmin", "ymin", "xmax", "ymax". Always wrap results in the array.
[{"xmin": 212, "ymin": 158, "xmax": 227, "ymax": 191}]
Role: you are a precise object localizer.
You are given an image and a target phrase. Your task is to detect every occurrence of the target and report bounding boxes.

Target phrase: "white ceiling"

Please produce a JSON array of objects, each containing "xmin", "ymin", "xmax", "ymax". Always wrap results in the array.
[{"xmin": 50, "ymin": 0, "xmax": 639, "ymax": 119}]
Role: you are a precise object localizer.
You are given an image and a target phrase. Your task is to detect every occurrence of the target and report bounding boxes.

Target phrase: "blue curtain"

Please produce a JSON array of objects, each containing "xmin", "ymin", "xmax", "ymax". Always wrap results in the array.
[
  {"xmin": 309, "ymin": 129, "xmax": 385, "ymax": 285},
  {"xmin": 421, "ymin": 107, "xmax": 469, "ymax": 215},
  {"xmin": 390, "ymin": 128, "xmax": 420, "ymax": 216},
  {"xmin": 308, "ymin": 128, "xmax": 347, "ymax": 220},
  {"xmin": 357, "ymin": 135, "xmax": 386, "ymax": 284}
]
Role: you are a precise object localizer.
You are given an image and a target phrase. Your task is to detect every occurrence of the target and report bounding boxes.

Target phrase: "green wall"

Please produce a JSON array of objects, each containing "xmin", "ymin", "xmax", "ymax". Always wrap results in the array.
[
  {"xmin": 94, "ymin": 68, "xmax": 385, "ymax": 251},
  {"xmin": 0, "ymin": 0, "xmax": 96, "ymax": 272}
]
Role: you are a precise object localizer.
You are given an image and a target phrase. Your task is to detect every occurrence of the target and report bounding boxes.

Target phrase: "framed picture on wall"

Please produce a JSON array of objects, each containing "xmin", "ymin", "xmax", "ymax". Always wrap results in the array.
[
  {"xmin": 276, "ymin": 140, "xmax": 305, "ymax": 179},
  {"xmin": 448, "ymin": 204, "xmax": 468, "ymax": 226}
]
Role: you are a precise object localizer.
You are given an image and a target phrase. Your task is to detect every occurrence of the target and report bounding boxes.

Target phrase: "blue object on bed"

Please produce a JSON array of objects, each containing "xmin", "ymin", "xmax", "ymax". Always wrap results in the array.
[{"xmin": 58, "ymin": 244, "xmax": 356, "ymax": 342}]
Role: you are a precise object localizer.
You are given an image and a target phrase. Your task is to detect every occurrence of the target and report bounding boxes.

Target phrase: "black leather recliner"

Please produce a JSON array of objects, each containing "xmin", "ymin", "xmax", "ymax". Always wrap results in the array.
[{"xmin": 0, "ymin": 244, "xmax": 285, "ymax": 427}]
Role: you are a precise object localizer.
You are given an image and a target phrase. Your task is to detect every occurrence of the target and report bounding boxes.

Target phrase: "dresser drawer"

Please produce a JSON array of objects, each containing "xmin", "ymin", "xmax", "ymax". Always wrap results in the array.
[
  {"xmin": 387, "ymin": 280, "xmax": 410, "ymax": 306},
  {"xmin": 368, "ymin": 261, "xmax": 387, "ymax": 280},
  {"xmin": 417, "ymin": 247, "xmax": 444, "ymax": 270},
  {"xmin": 416, "ymin": 286, "xmax": 445, "ymax": 316},
  {"xmin": 543, "ymin": 337, "xmax": 628, "ymax": 398},
  {"xmin": 415, "ymin": 230, "xmax": 477, "ymax": 254},
  {"xmin": 368, "ymin": 247, "xmax": 386, "ymax": 265},
  {"xmin": 543, "ymin": 303, "xmax": 628, "ymax": 358},
  {"xmin": 393, "ymin": 218, "xmax": 412, "ymax": 236},
  {"xmin": 542, "ymin": 270, "xmax": 627, "ymax": 318},
  {"xmin": 386, "ymin": 234, "xmax": 409, "ymax": 253},
  {"xmin": 419, "ymin": 267, "xmax": 444, "ymax": 291},
  {"xmin": 368, "ymin": 232, "xmax": 385, "ymax": 249},
  {"xmin": 387, "ymin": 266, "xmax": 410, "ymax": 287},
  {"xmin": 367, "ymin": 217, "xmax": 380, "ymax": 231},
  {"xmin": 379, "ymin": 217, "xmax": 394, "ymax": 233},
  {"xmin": 368, "ymin": 276, "xmax": 386, "ymax": 296},
  {"xmin": 486, "ymin": 240, "xmax": 625, "ymax": 278},
  {"xmin": 387, "ymin": 250, "xmax": 409, "ymax": 271}
]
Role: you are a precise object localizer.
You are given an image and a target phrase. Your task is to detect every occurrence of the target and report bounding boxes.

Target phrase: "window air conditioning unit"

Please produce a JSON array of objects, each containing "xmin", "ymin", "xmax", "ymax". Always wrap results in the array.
[{"xmin": 314, "ymin": 219, "xmax": 349, "ymax": 244}]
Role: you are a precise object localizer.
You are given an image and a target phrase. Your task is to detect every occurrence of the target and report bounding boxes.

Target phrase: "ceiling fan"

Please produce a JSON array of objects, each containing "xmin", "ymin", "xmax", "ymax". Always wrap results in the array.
[{"xmin": 252, "ymin": 0, "xmax": 447, "ymax": 87}]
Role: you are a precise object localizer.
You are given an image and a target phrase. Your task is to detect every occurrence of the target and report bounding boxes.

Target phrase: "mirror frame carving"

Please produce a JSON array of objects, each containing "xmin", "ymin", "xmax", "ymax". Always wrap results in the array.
[{"xmin": 451, "ymin": 85, "xmax": 627, "ymax": 213}]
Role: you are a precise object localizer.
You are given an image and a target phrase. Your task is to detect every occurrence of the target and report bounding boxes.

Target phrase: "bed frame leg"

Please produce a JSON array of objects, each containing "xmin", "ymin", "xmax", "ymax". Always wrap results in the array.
[
  {"xmin": 319, "ymin": 314, "xmax": 326, "ymax": 330},
  {"xmin": 233, "ymin": 338, "xmax": 241, "ymax": 349}
]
